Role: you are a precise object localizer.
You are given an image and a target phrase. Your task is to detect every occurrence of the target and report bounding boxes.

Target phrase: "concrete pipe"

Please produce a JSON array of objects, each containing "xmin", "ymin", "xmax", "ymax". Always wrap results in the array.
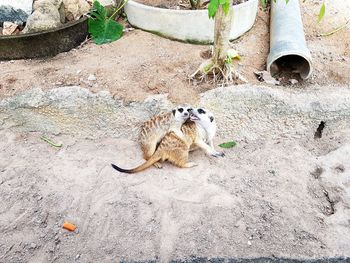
[{"xmin": 267, "ymin": 0, "xmax": 312, "ymax": 79}]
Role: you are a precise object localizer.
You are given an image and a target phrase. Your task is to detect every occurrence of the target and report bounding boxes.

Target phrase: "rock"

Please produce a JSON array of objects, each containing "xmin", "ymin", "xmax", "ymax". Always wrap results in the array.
[
  {"xmin": 97, "ymin": 0, "xmax": 115, "ymax": 5},
  {"xmin": 289, "ymin": 78, "xmax": 299, "ymax": 85},
  {"xmin": 22, "ymin": 0, "xmax": 65, "ymax": 33},
  {"xmin": 29, "ymin": 242, "xmax": 37, "ymax": 249},
  {"xmin": 63, "ymin": 0, "xmax": 90, "ymax": 21},
  {"xmin": 2, "ymin": 21, "xmax": 19, "ymax": 35},
  {"xmin": 0, "ymin": 5, "xmax": 29, "ymax": 26},
  {"xmin": 34, "ymin": 0, "xmax": 65, "ymax": 23},
  {"xmin": 87, "ymin": 74, "xmax": 96, "ymax": 81},
  {"xmin": 0, "ymin": 0, "xmax": 33, "ymax": 15}
]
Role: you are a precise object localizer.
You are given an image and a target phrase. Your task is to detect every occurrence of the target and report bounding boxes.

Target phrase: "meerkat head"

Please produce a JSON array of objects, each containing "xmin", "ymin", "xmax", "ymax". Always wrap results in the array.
[
  {"xmin": 189, "ymin": 107, "xmax": 216, "ymax": 131},
  {"xmin": 172, "ymin": 105, "xmax": 193, "ymax": 123}
]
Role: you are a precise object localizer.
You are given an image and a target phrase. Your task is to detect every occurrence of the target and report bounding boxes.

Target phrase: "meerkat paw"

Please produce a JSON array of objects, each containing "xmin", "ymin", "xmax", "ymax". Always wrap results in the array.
[
  {"xmin": 153, "ymin": 162, "xmax": 163, "ymax": 169},
  {"xmin": 184, "ymin": 162, "xmax": 198, "ymax": 168},
  {"xmin": 211, "ymin": 151, "xmax": 225, "ymax": 157}
]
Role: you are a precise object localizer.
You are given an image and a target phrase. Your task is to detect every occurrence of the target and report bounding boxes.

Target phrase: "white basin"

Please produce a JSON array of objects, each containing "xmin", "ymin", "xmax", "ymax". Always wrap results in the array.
[{"xmin": 124, "ymin": 0, "xmax": 259, "ymax": 43}]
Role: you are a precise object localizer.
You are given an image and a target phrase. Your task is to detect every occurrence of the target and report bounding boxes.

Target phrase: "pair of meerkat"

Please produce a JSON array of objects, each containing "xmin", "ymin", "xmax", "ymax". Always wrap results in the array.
[{"xmin": 111, "ymin": 105, "xmax": 224, "ymax": 173}]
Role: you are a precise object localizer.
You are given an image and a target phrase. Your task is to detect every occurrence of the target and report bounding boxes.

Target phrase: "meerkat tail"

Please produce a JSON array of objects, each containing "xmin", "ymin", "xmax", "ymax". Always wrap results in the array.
[{"xmin": 111, "ymin": 154, "xmax": 162, "ymax": 174}]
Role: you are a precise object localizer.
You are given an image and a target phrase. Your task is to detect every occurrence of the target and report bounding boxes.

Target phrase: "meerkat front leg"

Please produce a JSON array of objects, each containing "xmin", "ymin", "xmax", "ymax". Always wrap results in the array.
[{"xmin": 195, "ymin": 139, "xmax": 225, "ymax": 157}]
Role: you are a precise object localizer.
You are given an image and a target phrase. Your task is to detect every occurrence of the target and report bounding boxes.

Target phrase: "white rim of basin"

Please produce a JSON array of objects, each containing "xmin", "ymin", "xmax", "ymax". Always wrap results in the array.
[{"xmin": 124, "ymin": 0, "xmax": 259, "ymax": 43}]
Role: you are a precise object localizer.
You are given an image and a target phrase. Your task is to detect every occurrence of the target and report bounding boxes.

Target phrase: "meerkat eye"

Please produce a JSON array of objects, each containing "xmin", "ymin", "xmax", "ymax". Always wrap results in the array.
[
  {"xmin": 187, "ymin": 108, "xmax": 193, "ymax": 112},
  {"xmin": 198, "ymin": 108, "xmax": 206, "ymax": 114},
  {"xmin": 178, "ymin": 108, "xmax": 184, "ymax": 113}
]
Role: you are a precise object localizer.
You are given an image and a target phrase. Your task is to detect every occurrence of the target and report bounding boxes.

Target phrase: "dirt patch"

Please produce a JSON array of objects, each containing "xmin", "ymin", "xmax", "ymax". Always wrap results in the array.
[
  {"xmin": 1, "ymin": 1, "xmax": 349, "ymax": 103},
  {"xmin": 0, "ymin": 128, "xmax": 349, "ymax": 262},
  {"xmin": 1, "ymin": 1, "xmax": 350, "ymax": 262}
]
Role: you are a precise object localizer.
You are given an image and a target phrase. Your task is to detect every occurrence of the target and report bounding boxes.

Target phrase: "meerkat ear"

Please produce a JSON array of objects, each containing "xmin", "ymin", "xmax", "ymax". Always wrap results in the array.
[
  {"xmin": 210, "ymin": 116, "xmax": 214, "ymax": 122},
  {"xmin": 172, "ymin": 109, "xmax": 176, "ymax": 116}
]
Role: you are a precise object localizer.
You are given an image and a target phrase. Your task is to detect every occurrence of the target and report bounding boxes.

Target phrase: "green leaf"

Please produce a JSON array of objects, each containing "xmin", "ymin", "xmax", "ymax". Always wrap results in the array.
[
  {"xmin": 318, "ymin": 2, "xmax": 325, "ymax": 22},
  {"xmin": 208, "ymin": 0, "xmax": 219, "ymax": 19},
  {"xmin": 92, "ymin": 0, "xmax": 106, "ymax": 18},
  {"xmin": 285, "ymin": 0, "xmax": 289, "ymax": 4},
  {"xmin": 260, "ymin": 0, "xmax": 268, "ymax": 9},
  {"xmin": 219, "ymin": 140, "xmax": 237, "ymax": 148},
  {"xmin": 222, "ymin": 1, "xmax": 230, "ymax": 15},
  {"xmin": 227, "ymin": 48, "xmax": 241, "ymax": 60},
  {"xmin": 88, "ymin": 0, "xmax": 124, "ymax": 45}
]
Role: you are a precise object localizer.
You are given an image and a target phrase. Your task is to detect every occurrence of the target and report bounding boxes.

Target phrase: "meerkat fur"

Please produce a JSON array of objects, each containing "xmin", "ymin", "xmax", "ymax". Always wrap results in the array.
[
  {"xmin": 139, "ymin": 105, "xmax": 192, "ymax": 163},
  {"xmin": 112, "ymin": 121, "xmax": 198, "ymax": 173},
  {"xmin": 187, "ymin": 107, "xmax": 224, "ymax": 157},
  {"xmin": 111, "ymin": 108, "xmax": 224, "ymax": 174}
]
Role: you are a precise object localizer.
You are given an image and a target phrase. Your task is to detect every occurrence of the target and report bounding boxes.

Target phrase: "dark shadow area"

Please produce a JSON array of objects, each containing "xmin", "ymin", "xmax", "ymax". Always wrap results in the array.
[
  {"xmin": 270, "ymin": 54, "xmax": 311, "ymax": 80},
  {"xmin": 314, "ymin": 121, "xmax": 326, "ymax": 139}
]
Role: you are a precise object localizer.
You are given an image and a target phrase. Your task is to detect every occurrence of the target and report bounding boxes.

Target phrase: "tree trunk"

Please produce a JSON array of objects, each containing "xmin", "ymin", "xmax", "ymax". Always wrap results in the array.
[{"xmin": 212, "ymin": 1, "xmax": 233, "ymax": 66}]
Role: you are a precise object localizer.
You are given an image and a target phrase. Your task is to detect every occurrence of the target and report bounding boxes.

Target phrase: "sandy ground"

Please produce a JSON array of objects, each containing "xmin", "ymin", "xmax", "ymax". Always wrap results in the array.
[
  {"xmin": 0, "ymin": 128, "xmax": 350, "ymax": 262},
  {"xmin": 1, "ymin": 0, "xmax": 350, "ymax": 262}
]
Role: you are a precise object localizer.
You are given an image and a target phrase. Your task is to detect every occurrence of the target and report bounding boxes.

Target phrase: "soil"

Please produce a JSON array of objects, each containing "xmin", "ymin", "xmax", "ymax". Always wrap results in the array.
[
  {"xmin": 1, "ymin": 1, "xmax": 350, "ymax": 261},
  {"xmin": 0, "ymin": 127, "xmax": 350, "ymax": 263},
  {"xmin": 1, "ymin": 1, "xmax": 349, "ymax": 103}
]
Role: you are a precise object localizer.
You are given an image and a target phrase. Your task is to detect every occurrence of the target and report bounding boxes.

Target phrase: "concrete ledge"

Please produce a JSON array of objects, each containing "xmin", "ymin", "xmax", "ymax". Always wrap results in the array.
[
  {"xmin": 124, "ymin": 0, "xmax": 259, "ymax": 43},
  {"xmin": 1, "ymin": 85, "xmax": 350, "ymax": 140}
]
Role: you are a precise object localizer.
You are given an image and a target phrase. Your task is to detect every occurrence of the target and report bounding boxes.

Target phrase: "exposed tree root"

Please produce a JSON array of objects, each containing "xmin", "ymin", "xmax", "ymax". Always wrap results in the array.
[{"xmin": 190, "ymin": 58, "xmax": 247, "ymax": 86}]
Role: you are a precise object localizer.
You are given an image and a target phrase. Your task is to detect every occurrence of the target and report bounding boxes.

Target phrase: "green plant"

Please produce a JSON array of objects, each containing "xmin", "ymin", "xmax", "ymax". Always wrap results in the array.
[
  {"xmin": 318, "ymin": 1, "xmax": 325, "ymax": 22},
  {"xmin": 208, "ymin": 0, "xmax": 230, "ymax": 18},
  {"xmin": 191, "ymin": 0, "xmax": 246, "ymax": 84},
  {"xmin": 219, "ymin": 140, "xmax": 237, "ymax": 148},
  {"xmin": 88, "ymin": 0, "xmax": 128, "ymax": 45}
]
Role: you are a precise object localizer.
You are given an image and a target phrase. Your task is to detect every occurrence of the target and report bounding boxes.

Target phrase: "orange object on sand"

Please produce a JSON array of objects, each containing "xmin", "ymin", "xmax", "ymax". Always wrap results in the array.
[{"xmin": 63, "ymin": 222, "xmax": 77, "ymax": 231}]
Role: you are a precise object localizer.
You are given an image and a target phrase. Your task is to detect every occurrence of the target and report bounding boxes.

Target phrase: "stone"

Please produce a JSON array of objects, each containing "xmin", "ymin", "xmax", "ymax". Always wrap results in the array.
[
  {"xmin": 98, "ymin": 0, "xmax": 115, "ymax": 5},
  {"xmin": 289, "ymin": 78, "xmax": 299, "ymax": 85},
  {"xmin": 34, "ymin": 0, "xmax": 65, "ymax": 23},
  {"xmin": 0, "ymin": 5, "xmax": 29, "ymax": 26},
  {"xmin": 29, "ymin": 242, "xmax": 37, "ymax": 249},
  {"xmin": 87, "ymin": 74, "xmax": 96, "ymax": 81},
  {"xmin": 22, "ymin": 0, "xmax": 65, "ymax": 33},
  {"xmin": 2, "ymin": 21, "xmax": 18, "ymax": 35},
  {"xmin": 63, "ymin": 0, "xmax": 90, "ymax": 21},
  {"xmin": 0, "ymin": 0, "xmax": 33, "ymax": 15}
]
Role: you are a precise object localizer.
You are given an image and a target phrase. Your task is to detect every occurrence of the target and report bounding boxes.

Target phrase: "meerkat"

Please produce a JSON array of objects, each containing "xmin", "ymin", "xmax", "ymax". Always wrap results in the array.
[
  {"xmin": 187, "ymin": 107, "xmax": 224, "ymax": 157},
  {"xmin": 111, "ymin": 108, "xmax": 224, "ymax": 174},
  {"xmin": 139, "ymin": 105, "xmax": 192, "ymax": 167}
]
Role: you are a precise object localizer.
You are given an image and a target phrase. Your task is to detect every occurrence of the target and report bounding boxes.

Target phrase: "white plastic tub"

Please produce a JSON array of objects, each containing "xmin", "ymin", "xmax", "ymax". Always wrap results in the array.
[{"xmin": 125, "ymin": 0, "xmax": 259, "ymax": 43}]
